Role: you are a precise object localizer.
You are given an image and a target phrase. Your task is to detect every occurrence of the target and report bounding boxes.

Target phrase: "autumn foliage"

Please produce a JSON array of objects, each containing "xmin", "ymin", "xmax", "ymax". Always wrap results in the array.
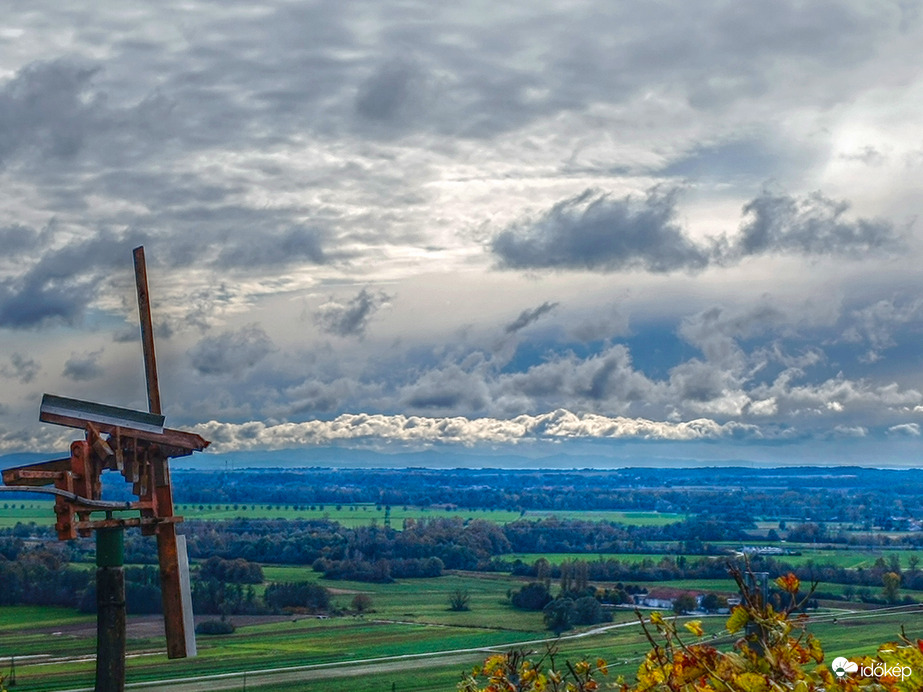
[{"xmin": 459, "ymin": 568, "xmax": 923, "ymax": 691}]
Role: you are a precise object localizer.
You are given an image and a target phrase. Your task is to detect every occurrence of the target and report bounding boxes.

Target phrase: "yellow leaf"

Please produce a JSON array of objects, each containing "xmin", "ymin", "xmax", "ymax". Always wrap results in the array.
[
  {"xmin": 726, "ymin": 605, "xmax": 749, "ymax": 634},
  {"xmin": 735, "ymin": 672, "xmax": 770, "ymax": 692},
  {"xmin": 807, "ymin": 635, "xmax": 824, "ymax": 663},
  {"xmin": 684, "ymin": 620, "xmax": 705, "ymax": 637}
]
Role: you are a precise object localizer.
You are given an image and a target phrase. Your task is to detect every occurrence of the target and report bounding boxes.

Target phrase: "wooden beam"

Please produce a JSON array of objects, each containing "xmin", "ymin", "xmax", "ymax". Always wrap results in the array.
[
  {"xmin": 40, "ymin": 394, "xmax": 164, "ymax": 435},
  {"xmin": 2, "ymin": 458, "xmax": 71, "ymax": 486},
  {"xmin": 133, "ymin": 246, "xmax": 162, "ymax": 416},
  {"xmin": 38, "ymin": 411, "xmax": 208, "ymax": 452},
  {"xmin": 157, "ymin": 522, "xmax": 189, "ymax": 658}
]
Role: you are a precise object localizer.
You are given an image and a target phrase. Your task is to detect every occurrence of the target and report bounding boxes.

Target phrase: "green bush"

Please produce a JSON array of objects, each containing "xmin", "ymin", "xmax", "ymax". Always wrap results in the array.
[{"xmin": 195, "ymin": 619, "xmax": 236, "ymax": 635}]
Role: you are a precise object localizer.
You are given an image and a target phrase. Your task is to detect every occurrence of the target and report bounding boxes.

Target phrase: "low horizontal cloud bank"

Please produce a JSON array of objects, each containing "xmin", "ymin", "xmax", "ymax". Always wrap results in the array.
[
  {"xmin": 192, "ymin": 409, "xmax": 759, "ymax": 452},
  {"xmin": 491, "ymin": 188, "xmax": 902, "ymax": 273}
]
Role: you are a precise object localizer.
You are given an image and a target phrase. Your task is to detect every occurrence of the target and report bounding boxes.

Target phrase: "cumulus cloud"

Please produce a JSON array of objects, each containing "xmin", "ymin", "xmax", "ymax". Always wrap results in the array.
[
  {"xmin": 216, "ymin": 226, "xmax": 328, "ymax": 268},
  {"xmin": 1, "ymin": 1, "xmax": 922, "ymax": 458},
  {"xmin": 492, "ymin": 188, "xmax": 903, "ymax": 274},
  {"xmin": 888, "ymin": 422, "xmax": 921, "ymax": 436},
  {"xmin": 401, "ymin": 363, "xmax": 491, "ymax": 411},
  {"xmin": 0, "ymin": 225, "xmax": 43, "ymax": 257},
  {"xmin": 0, "ymin": 59, "xmax": 104, "ymax": 166},
  {"xmin": 0, "ymin": 426, "xmax": 72, "ymax": 454},
  {"xmin": 505, "ymin": 301, "xmax": 559, "ymax": 333},
  {"xmin": 492, "ymin": 188, "xmax": 710, "ymax": 273},
  {"xmin": 679, "ymin": 304, "xmax": 784, "ymax": 370},
  {"xmin": 355, "ymin": 58, "xmax": 428, "ymax": 125},
  {"xmin": 728, "ymin": 191, "xmax": 901, "ymax": 258},
  {"xmin": 0, "ymin": 227, "xmax": 143, "ymax": 328},
  {"xmin": 314, "ymin": 288, "xmax": 391, "ymax": 338},
  {"xmin": 490, "ymin": 344, "xmax": 657, "ymax": 414},
  {"xmin": 840, "ymin": 297, "xmax": 923, "ymax": 362},
  {"xmin": 1, "ymin": 353, "xmax": 41, "ymax": 383},
  {"xmin": 188, "ymin": 325, "xmax": 275, "ymax": 376},
  {"xmin": 832, "ymin": 424, "xmax": 868, "ymax": 438},
  {"xmin": 192, "ymin": 408, "xmax": 760, "ymax": 452},
  {"xmin": 62, "ymin": 349, "xmax": 104, "ymax": 381}
]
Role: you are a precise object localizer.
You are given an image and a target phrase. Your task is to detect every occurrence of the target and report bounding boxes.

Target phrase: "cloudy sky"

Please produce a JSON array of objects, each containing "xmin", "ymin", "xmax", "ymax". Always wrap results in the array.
[{"xmin": 2, "ymin": 0, "xmax": 923, "ymax": 464}]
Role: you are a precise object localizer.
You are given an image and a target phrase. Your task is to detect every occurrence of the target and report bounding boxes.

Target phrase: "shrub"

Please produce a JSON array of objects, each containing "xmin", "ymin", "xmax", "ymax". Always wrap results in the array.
[
  {"xmin": 264, "ymin": 582, "xmax": 330, "ymax": 612},
  {"xmin": 510, "ymin": 582, "xmax": 552, "ymax": 611},
  {"xmin": 448, "ymin": 588, "xmax": 471, "ymax": 612},
  {"xmin": 195, "ymin": 619, "xmax": 235, "ymax": 635}
]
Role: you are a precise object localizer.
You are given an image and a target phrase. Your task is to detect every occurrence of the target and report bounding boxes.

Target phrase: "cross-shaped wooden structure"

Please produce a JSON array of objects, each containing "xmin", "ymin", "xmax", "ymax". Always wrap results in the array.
[{"xmin": 1, "ymin": 247, "xmax": 209, "ymax": 690}]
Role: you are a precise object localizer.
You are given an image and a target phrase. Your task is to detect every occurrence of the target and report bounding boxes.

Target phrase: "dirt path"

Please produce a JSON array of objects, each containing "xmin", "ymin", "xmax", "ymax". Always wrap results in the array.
[{"xmin": 54, "ymin": 617, "xmax": 667, "ymax": 692}]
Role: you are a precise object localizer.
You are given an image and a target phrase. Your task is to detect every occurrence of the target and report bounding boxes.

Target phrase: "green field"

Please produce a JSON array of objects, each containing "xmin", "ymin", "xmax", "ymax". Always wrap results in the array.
[
  {"xmin": 0, "ymin": 501, "xmax": 55, "ymax": 528},
  {"xmin": 0, "ymin": 605, "xmax": 94, "ymax": 632},
  {"xmin": 0, "ymin": 501, "xmax": 685, "ymax": 530},
  {"xmin": 3, "ymin": 499, "xmax": 922, "ymax": 691},
  {"xmin": 7, "ymin": 598, "xmax": 920, "ymax": 692}
]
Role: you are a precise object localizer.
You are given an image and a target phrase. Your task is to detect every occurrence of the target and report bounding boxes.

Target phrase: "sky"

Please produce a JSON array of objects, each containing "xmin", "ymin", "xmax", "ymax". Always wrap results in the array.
[{"xmin": 2, "ymin": 0, "xmax": 923, "ymax": 465}]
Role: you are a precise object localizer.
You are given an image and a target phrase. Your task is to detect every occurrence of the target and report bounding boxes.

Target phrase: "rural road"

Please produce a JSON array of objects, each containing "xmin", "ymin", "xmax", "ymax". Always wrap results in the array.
[{"xmin": 53, "ymin": 616, "xmax": 676, "ymax": 692}]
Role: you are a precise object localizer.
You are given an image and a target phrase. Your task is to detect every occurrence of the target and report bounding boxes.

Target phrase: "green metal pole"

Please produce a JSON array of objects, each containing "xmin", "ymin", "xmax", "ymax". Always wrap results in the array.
[{"xmin": 96, "ymin": 527, "xmax": 125, "ymax": 692}]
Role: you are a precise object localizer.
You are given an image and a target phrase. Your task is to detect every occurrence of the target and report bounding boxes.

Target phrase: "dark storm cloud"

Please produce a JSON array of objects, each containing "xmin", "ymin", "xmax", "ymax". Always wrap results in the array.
[
  {"xmin": 505, "ymin": 302, "xmax": 559, "ymax": 333},
  {"xmin": 1, "ymin": 353, "xmax": 41, "ymax": 384},
  {"xmin": 493, "ymin": 188, "xmax": 903, "ymax": 274},
  {"xmin": 0, "ymin": 274, "xmax": 96, "ymax": 328},
  {"xmin": 188, "ymin": 325, "xmax": 275, "ymax": 376},
  {"xmin": 355, "ymin": 59, "xmax": 425, "ymax": 124},
  {"xmin": 492, "ymin": 189, "xmax": 710, "ymax": 273},
  {"xmin": 0, "ymin": 226, "xmax": 43, "ymax": 256},
  {"xmin": 62, "ymin": 349, "xmax": 104, "ymax": 381},
  {"xmin": 0, "ymin": 228, "xmax": 143, "ymax": 328},
  {"xmin": 314, "ymin": 288, "xmax": 391, "ymax": 338},
  {"xmin": 401, "ymin": 364, "xmax": 490, "ymax": 411},
  {"xmin": 668, "ymin": 359, "xmax": 737, "ymax": 403},
  {"xmin": 730, "ymin": 191, "xmax": 901, "ymax": 258},
  {"xmin": 216, "ymin": 226, "xmax": 329, "ymax": 267},
  {"xmin": 0, "ymin": 59, "xmax": 104, "ymax": 166}
]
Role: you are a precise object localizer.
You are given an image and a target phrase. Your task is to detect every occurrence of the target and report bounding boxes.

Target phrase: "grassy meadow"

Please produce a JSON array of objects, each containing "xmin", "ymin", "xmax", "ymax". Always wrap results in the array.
[
  {"xmin": 4, "ymin": 502, "xmax": 923, "ymax": 690},
  {"xmin": 0, "ymin": 500, "xmax": 684, "ymax": 529}
]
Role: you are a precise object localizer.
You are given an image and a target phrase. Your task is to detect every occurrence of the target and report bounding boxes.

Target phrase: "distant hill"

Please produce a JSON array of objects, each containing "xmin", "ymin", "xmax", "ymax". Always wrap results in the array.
[
  {"xmin": 0, "ymin": 452, "xmax": 58, "ymax": 471},
  {"xmin": 165, "ymin": 446, "xmax": 757, "ymax": 470}
]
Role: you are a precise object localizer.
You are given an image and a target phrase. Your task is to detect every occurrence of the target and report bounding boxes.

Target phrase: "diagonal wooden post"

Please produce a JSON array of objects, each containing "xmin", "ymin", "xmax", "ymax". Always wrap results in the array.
[
  {"xmin": 133, "ymin": 247, "xmax": 161, "ymax": 417},
  {"xmin": 133, "ymin": 246, "xmax": 192, "ymax": 659}
]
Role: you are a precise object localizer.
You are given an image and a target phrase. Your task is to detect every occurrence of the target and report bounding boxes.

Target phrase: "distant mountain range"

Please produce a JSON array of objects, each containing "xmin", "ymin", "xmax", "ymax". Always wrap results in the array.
[
  {"xmin": 0, "ymin": 443, "xmax": 905, "ymax": 471},
  {"xmin": 0, "ymin": 446, "xmax": 760, "ymax": 471}
]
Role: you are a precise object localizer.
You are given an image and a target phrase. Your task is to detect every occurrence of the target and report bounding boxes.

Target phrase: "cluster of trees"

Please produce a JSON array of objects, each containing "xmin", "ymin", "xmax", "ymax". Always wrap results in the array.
[
  {"xmin": 194, "ymin": 578, "xmax": 334, "ymax": 616},
  {"xmin": 192, "ymin": 579, "xmax": 262, "ymax": 615},
  {"xmin": 542, "ymin": 595, "xmax": 609, "ymax": 634},
  {"xmin": 114, "ymin": 516, "xmax": 747, "ymax": 576},
  {"xmin": 0, "ymin": 547, "xmax": 91, "ymax": 608},
  {"xmin": 1, "ymin": 515, "xmax": 917, "ymax": 616},
  {"xmin": 264, "ymin": 582, "xmax": 330, "ymax": 611},
  {"xmin": 199, "ymin": 556, "xmax": 264, "ymax": 583},
  {"xmin": 80, "ymin": 566, "xmax": 163, "ymax": 614},
  {"xmin": 0, "ymin": 541, "xmax": 337, "ymax": 617},
  {"xmin": 508, "ymin": 560, "xmax": 614, "ymax": 633},
  {"xmin": 155, "ymin": 466, "xmax": 923, "ymax": 528},
  {"xmin": 312, "ymin": 556, "xmax": 444, "ymax": 582}
]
